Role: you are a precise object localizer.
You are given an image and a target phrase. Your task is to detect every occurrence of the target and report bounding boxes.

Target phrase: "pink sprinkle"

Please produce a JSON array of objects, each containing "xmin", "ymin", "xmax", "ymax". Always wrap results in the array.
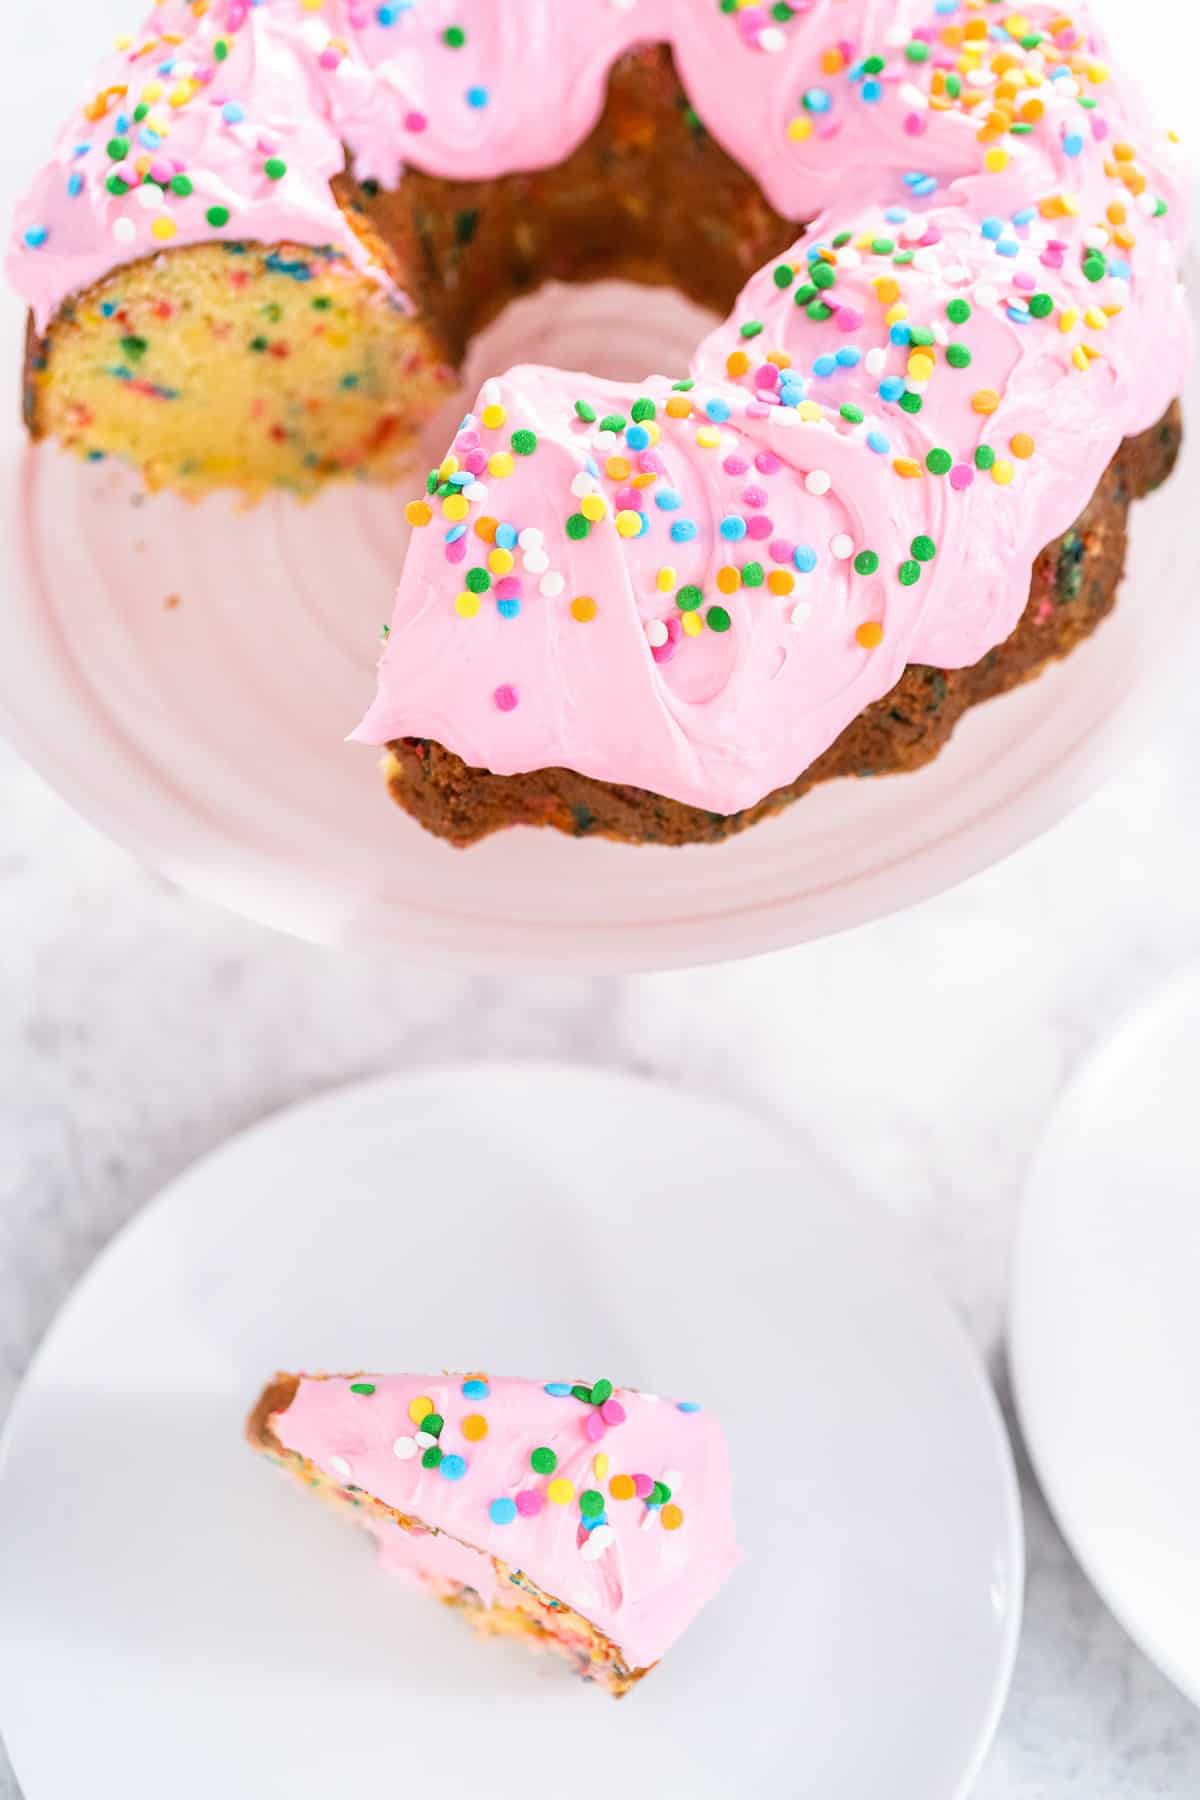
[
  {"xmin": 445, "ymin": 538, "xmax": 467, "ymax": 564},
  {"xmin": 1013, "ymin": 271, "xmax": 1035, "ymax": 291},
  {"xmin": 755, "ymin": 450, "xmax": 783, "ymax": 475},
  {"xmin": 835, "ymin": 307, "xmax": 863, "ymax": 332},
  {"xmin": 639, "ymin": 450, "xmax": 667, "ymax": 475},
  {"xmin": 405, "ymin": 111, "xmax": 428, "ymax": 134},
  {"xmin": 904, "ymin": 112, "xmax": 927, "ymax": 137},
  {"xmin": 632, "ymin": 1473, "xmax": 654, "ymax": 1500},
  {"xmin": 584, "ymin": 1413, "xmax": 606, "ymax": 1442},
  {"xmin": 457, "ymin": 430, "xmax": 481, "ymax": 451},
  {"xmin": 494, "ymin": 684, "xmax": 519, "ymax": 713},
  {"xmin": 746, "ymin": 515, "xmax": 773, "ymax": 541},
  {"xmin": 754, "ymin": 363, "xmax": 781, "ymax": 389},
  {"xmin": 746, "ymin": 402, "xmax": 771, "ymax": 419},
  {"xmin": 1092, "ymin": 117, "xmax": 1109, "ymax": 143},
  {"xmin": 723, "ymin": 455, "xmax": 750, "ymax": 476},
  {"xmin": 1041, "ymin": 249, "xmax": 1064, "ymax": 270},
  {"xmin": 600, "ymin": 1399, "xmax": 626, "ymax": 1426},
  {"xmin": 494, "ymin": 577, "xmax": 521, "ymax": 599},
  {"xmin": 651, "ymin": 616, "xmax": 680, "ymax": 665},
  {"xmin": 149, "ymin": 159, "xmax": 172, "ymax": 184},
  {"xmin": 920, "ymin": 226, "xmax": 942, "ymax": 247},
  {"xmin": 516, "ymin": 1490, "xmax": 544, "ymax": 1518},
  {"xmin": 464, "ymin": 450, "xmax": 488, "ymax": 475},
  {"xmin": 742, "ymin": 484, "xmax": 768, "ymax": 509},
  {"xmin": 769, "ymin": 537, "xmax": 795, "ymax": 563},
  {"xmin": 318, "ymin": 48, "xmax": 341, "ymax": 70},
  {"xmin": 949, "ymin": 464, "xmax": 974, "ymax": 491}
]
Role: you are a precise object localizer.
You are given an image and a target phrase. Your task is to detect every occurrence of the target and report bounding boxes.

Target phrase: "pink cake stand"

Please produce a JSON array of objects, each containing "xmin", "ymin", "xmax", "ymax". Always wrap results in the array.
[{"xmin": 1, "ymin": 276, "xmax": 1196, "ymax": 973}]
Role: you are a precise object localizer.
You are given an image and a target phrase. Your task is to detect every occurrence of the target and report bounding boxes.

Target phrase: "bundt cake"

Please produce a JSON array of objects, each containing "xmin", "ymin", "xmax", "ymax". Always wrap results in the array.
[{"xmin": 8, "ymin": 1, "xmax": 1192, "ymax": 846}]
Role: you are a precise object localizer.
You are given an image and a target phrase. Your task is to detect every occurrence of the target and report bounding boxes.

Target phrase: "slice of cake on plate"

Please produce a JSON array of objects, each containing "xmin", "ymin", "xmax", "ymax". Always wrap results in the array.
[{"xmin": 247, "ymin": 1369, "xmax": 740, "ymax": 1697}]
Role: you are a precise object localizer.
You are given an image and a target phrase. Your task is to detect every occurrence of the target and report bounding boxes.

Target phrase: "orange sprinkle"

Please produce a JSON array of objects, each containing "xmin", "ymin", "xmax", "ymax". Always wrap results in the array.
[
  {"xmin": 461, "ymin": 1415, "xmax": 488, "ymax": 1442},
  {"xmin": 404, "ymin": 500, "xmax": 431, "ymax": 528},
  {"xmin": 473, "ymin": 515, "xmax": 498, "ymax": 543},
  {"xmin": 717, "ymin": 566, "xmax": 741, "ymax": 595},
  {"xmin": 1010, "ymin": 433, "xmax": 1036, "ymax": 459},
  {"xmin": 893, "ymin": 457, "xmax": 924, "ymax": 479},
  {"xmin": 857, "ymin": 622, "xmax": 885, "ymax": 650},
  {"xmin": 972, "ymin": 388, "xmax": 1001, "ymax": 415},
  {"xmin": 768, "ymin": 570, "xmax": 795, "ymax": 596},
  {"xmin": 570, "ymin": 596, "xmax": 598, "ymax": 623},
  {"xmin": 726, "ymin": 350, "xmax": 750, "ymax": 378}
]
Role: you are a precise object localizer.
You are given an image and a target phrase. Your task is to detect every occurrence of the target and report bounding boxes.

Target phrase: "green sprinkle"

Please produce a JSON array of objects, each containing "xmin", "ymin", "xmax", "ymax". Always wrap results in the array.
[
  {"xmin": 580, "ymin": 1490, "xmax": 605, "ymax": 1519},
  {"xmin": 264, "ymin": 157, "xmax": 287, "ymax": 181},
  {"xmin": 570, "ymin": 1384, "xmax": 594, "ymax": 1404},
  {"xmin": 350, "ymin": 1382, "xmax": 376, "ymax": 1396},
  {"xmin": 566, "ymin": 514, "xmax": 591, "ymax": 540},
  {"xmin": 740, "ymin": 319, "xmax": 765, "ymax": 339},
  {"xmin": 444, "ymin": 24, "xmax": 466, "ymax": 47},
  {"xmin": 599, "ymin": 413, "xmax": 626, "ymax": 434},
  {"xmin": 975, "ymin": 444, "xmax": 996, "ymax": 471},
  {"xmin": 214, "ymin": 37, "xmax": 229, "ymax": 61},
  {"xmin": 862, "ymin": 55, "xmax": 885, "ymax": 75},
  {"xmin": 464, "ymin": 568, "xmax": 491, "ymax": 593},
  {"xmin": 421, "ymin": 1446, "xmax": 442, "ymax": 1470},
  {"xmin": 854, "ymin": 550, "xmax": 880, "ymax": 576},
  {"xmin": 773, "ymin": 264, "xmax": 795, "ymax": 289},
  {"xmin": 911, "ymin": 534, "xmax": 937, "ymax": 563},
  {"xmin": 106, "ymin": 136, "xmax": 129, "ymax": 161},
  {"xmin": 905, "ymin": 40, "xmax": 930, "ymax": 61},
  {"xmin": 946, "ymin": 343, "xmax": 972, "ymax": 370},
  {"xmin": 169, "ymin": 174, "xmax": 193, "ymax": 197},
  {"xmin": 947, "ymin": 298, "xmax": 972, "ymax": 325},
  {"xmin": 793, "ymin": 284, "xmax": 818, "ymax": 307},
  {"xmin": 420, "ymin": 1413, "xmax": 444, "ymax": 1437},
  {"xmin": 832, "ymin": 230, "xmax": 853, "ymax": 250},
  {"xmin": 870, "ymin": 237, "xmax": 896, "ymax": 257},
  {"xmin": 899, "ymin": 560, "xmax": 922, "ymax": 587},
  {"xmin": 741, "ymin": 562, "xmax": 765, "ymax": 588},
  {"xmin": 650, "ymin": 1481, "xmax": 672, "ymax": 1506},
  {"xmin": 590, "ymin": 1379, "xmax": 613, "ymax": 1406},
  {"xmin": 106, "ymin": 176, "xmax": 130, "ymax": 196},
  {"xmin": 810, "ymin": 262, "xmax": 836, "ymax": 291},
  {"xmin": 574, "ymin": 399, "xmax": 597, "ymax": 423},
  {"xmin": 807, "ymin": 301, "xmax": 833, "ymax": 323},
  {"xmin": 677, "ymin": 585, "xmax": 704, "ymax": 612},
  {"xmin": 631, "ymin": 397, "xmax": 657, "ymax": 422},
  {"xmin": 511, "ymin": 429, "xmax": 538, "ymax": 456},
  {"xmin": 909, "ymin": 326, "xmax": 935, "ymax": 349},
  {"xmin": 899, "ymin": 391, "xmax": 923, "ymax": 415},
  {"xmin": 1029, "ymin": 293, "xmax": 1054, "ymax": 319},
  {"xmin": 206, "ymin": 204, "xmax": 230, "ymax": 228},
  {"xmin": 926, "ymin": 448, "xmax": 953, "ymax": 476},
  {"xmin": 530, "ymin": 1446, "xmax": 557, "ymax": 1475},
  {"xmin": 840, "ymin": 403, "xmax": 865, "ymax": 424},
  {"xmin": 120, "ymin": 335, "xmax": 147, "ymax": 361},
  {"xmin": 706, "ymin": 605, "xmax": 732, "ymax": 632}
]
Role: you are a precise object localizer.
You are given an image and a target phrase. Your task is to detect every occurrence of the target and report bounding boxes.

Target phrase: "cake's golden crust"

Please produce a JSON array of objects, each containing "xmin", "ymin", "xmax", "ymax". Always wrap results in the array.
[
  {"xmin": 246, "ymin": 1374, "xmax": 651, "ymax": 1698},
  {"xmin": 380, "ymin": 402, "xmax": 1183, "ymax": 848}
]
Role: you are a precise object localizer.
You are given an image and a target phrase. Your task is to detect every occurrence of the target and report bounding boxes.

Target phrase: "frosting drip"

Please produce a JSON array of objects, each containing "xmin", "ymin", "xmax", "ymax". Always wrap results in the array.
[{"xmin": 272, "ymin": 1372, "xmax": 740, "ymax": 1670}]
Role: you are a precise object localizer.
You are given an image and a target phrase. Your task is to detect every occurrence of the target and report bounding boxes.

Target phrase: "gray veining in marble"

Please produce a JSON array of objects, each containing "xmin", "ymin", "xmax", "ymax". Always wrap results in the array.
[{"xmin": 4, "ymin": 699, "xmax": 1200, "ymax": 1796}]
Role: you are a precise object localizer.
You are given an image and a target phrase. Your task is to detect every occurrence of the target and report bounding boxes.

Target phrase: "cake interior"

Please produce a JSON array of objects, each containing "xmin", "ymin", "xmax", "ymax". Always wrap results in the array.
[{"xmin": 26, "ymin": 46, "xmax": 798, "ymax": 500}]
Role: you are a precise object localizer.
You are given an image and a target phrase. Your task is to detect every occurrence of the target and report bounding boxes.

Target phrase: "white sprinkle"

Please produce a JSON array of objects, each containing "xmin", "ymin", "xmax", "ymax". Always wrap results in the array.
[
  {"xmin": 329, "ymin": 1456, "xmax": 352, "ymax": 1481},
  {"xmin": 645, "ymin": 620, "xmax": 668, "ymax": 648},
  {"xmin": 805, "ymin": 469, "xmax": 831, "ymax": 496},
  {"xmin": 392, "ymin": 1436, "xmax": 418, "ymax": 1461},
  {"xmin": 865, "ymin": 347, "xmax": 887, "ymax": 376},
  {"xmin": 943, "ymin": 263, "xmax": 972, "ymax": 286},
  {"xmin": 912, "ymin": 248, "xmax": 939, "ymax": 273},
  {"xmin": 966, "ymin": 67, "xmax": 994, "ymax": 88},
  {"xmin": 830, "ymin": 533, "xmax": 854, "ymax": 560},
  {"xmin": 662, "ymin": 1467, "xmax": 682, "ymax": 1492},
  {"xmin": 595, "ymin": 430, "xmax": 618, "ymax": 453},
  {"xmin": 581, "ymin": 1526, "xmax": 616, "ymax": 1560},
  {"xmin": 931, "ymin": 321, "xmax": 949, "ymax": 346},
  {"xmin": 1138, "ymin": 190, "xmax": 1159, "ymax": 216},
  {"xmin": 1084, "ymin": 226, "xmax": 1110, "ymax": 250},
  {"xmin": 884, "ymin": 22, "xmax": 910, "ymax": 46},
  {"xmin": 517, "ymin": 526, "xmax": 544, "ymax": 549},
  {"xmin": 974, "ymin": 283, "xmax": 1000, "ymax": 309},
  {"xmin": 899, "ymin": 83, "xmax": 928, "ymax": 111},
  {"xmin": 524, "ymin": 548, "xmax": 550, "ymax": 575},
  {"xmin": 570, "ymin": 471, "xmax": 597, "ymax": 498},
  {"xmin": 638, "ymin": 1392, "xmax": 661, "ymax": 1403},
  {"xmin": 790, "ymin": 601, "xmax": 813, "ymax": 628},
  {"xmin": 758, "ymin": 26, "xmax": 786, "ymax": 53},
  {"xmin": 609, "ymin": 0, "xmax": 637, "ymax": 10},
  {"xmin": 640, "ymin": 1509, "xmax": 658, "ymax": 1531},
  {"xmin": 900, "ymin": 218, "xmax": 927, "ymax": 244},
  {"xmin": 463, "ymin": 482, "xmax": 488, "ymax": 503},
  {"xmin": 112, "ymin": 217, "xmax": 137, "ymax": 245},
  {"xmin": 414, "ymin": 1430, "xmax": 437, "ymax": 1449},
  {"xmin": 836, "ymin": 246, "xmax": 862, "ymax": 271},
  {"xmin": 135, "ymin": 183, "xmax": 165, "ymax": 212},
  {"xmin": 539, "ymin": 571, "xmax": 565, "ymax": 598}
]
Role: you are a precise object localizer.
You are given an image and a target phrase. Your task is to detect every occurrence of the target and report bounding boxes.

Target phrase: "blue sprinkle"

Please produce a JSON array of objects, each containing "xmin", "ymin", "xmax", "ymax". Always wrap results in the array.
[
  {"xmin": 138, "ymin": 129, "xmax": 163, "ymax": 151},
  {"xmin": 489, "ymin": 1497, "xmax": 517, "ymax": 1525},
  {"xmin": 861, "ymin": 79, "xmax": 883, "ymax": 103},
  {"xmin": 466, "ymin": 85, "xmax": 489, "ymax": 108},
  {"xmin": 670, "ymin": 519, "xmax": 698, "ymax": 543},
  {"xmin": 447, "ymin": 470, "xmax": 472, "ymax": 486},
  {"xmin": 581, "ymin": 1512, "xmax": 610, "ymax": 1532},
  {"xmin": 544, "ymin": 1383, "xmax": 572, "ymax": 1397},
  {"xmin": 981, "ymin": 216, "xmax": 1005, "ymax": 241},
  {"xmin": 115, "ymin": 114, "xmax": 129, "ymax": 134},
  {"xmin": 440, "ymin": 1455, "xmax": 467, "ymax": 1481},
  {"xmin": 495, "ymin": 523, "xmax": 518, "ymax": 549},
  {"xmin": 376, "ymin": 2, "xmax": 407, "ymax": 20},
  {"xmin": 794, "ymin": 545, "xmax": 818, "ymax": 573},
  {"xmin": 23, "ymin": 225, "xmax": 48, "ymax": 248},
  {"xmin": 636, "ymin": 512, "xmax": 651, "ymax": 538},
  {"xmin": 626, "ymin": 424, "xmax": 650, "ymax": 450},
  {"xmin": 677, "ymin": 1401, "xmax": 702, "ymax": 1414},
  {"xmin": 72, "ymin": 143, "xmax": 91, "ymax": 159},
  {"xmin": 67, "ymin": 173, "xmax": 83, "ymax": 198},
  {"xmin": 158, "ymin": 58, "xmax": 176, "ymax": 75},
  {"xmin": 934, "ymin": 0, "xmax": 959, "ymax": 11},
  {"xmin": 995, "ymin": 239, "xmax": 1020, "ymax": 258},
  {"xmin": 222, "ymin": 102, "xmax": 245, "ymax": 124},
  {"xmin": 655, "ymin": 488, "xmax": 682, "ymax": 511},
  {"xmin": 1006, "ymin": 305, "xmax": 1033, "ymax": 325},
  {"xmin": 585, "ymin": 455, "xmax": 601, "ymax": 478},
  {"xmin": 912, "ymin": 176, "xmax": 939, "ymax": 198},
  {"xmin": 1108, "ymin": 258, "xmax": 1131, "ymax": 281},
  {"xmin": 812, "ymin": 354, "xmax": 837, "ymax": 377},
  {"xmin": 836, "ymin": 347, "xmax": 862, "ymax": 368},
  {"xmin": 867, "ymin": 430, "xmax": 891, "ymax": 455},
  {"xmin": 879, "ymin": 376, "xmax": 905, "ymax": 403},
  {"xmin": 100, "ymin": 300, "xmax": 117, "ymax": 317},
  {"xmin": 889, "ymin": 323, "xmax": 912, "ymax": 347},
  {"xmin": 1063, "ymin": 132, "xmax": 1084, "ymax": 157},
  {"xmin": 884, "ymin": 207, "xmax": 909, "ymax": 224},
  {"xmin": 445, "ymin": 524, "xmax": 467, "ymax": 543},
  {"xmin": 803, "ymin": 87, "xmax": 832, "ymax": 114},
  {"xmin": 719, "ymin": 515, "xmax": 747, "ymax": 541},
  {"xmin": 1012, "ymin": 206, "xmax": 1037, "ymax": 227},
  {"xmin": 462, "ymin": 1379, "xmax": 489, "ymax": 1398},
  {"xmin": 704, "ymin": 397, "xmax": 731, "ymax": 422}
]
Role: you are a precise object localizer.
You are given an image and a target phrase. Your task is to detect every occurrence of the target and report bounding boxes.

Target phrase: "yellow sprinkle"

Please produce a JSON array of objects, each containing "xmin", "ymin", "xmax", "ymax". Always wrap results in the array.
[
  {"xmin": 797, "ymin": 400, "xmax": 822, "ymax": 422},
  {"xmin": 442, "ymin": 495, "xmax": 469, "ymax": 522},
  {"xmin": 644, "ymin": 422, "xmax": 662, "ymax": 446},
  {"xmin": 984, "ymin": 149, "xmax": 1009, "ymax": 174},
  {"xmin": 570, "ymin": 596, "xmax": 598, "ymax": 623},
  {"xmin": 856, "ymin": 621, "xmax": 885, "ymax": 649},
  {"xmin": 1084, "ymin": 307, "xmax": 1108, "ymax": 331},
  {"xmin": 766, "ymin": 349, "xmax": 792, "ymax": 369},
  {"xmin": 140, "ymin": 81, "xmax": 163, "ymax": 103},
  {"xmin": 480, "ymin": 402, "xmax": 507, "ymax": 430},
  {"xmin": 581, "ymin": 494, "xmax": 608, "ymax": 522},
  {"xmin": 453, "ymin": 592, "xmax": 479, "ymax": 618},
  {"xmin": 488, "ymin": 452, "xmax": 514, "ymax": 478},
  {"xmin": 631, "ymin": 472, "xmax": 656, "ymax": 489},
  {"xmin": 885, "ymin": 302, "xmax": 910, "ymax": 327},
  {"xmin": 656, "ymin": 566, "xmax": 677, "ymax": 593},
  {"xmin": 615, "ymin": 510, "xmax": 642, "ymax": 537},
  {"xmin": 874, "ymin": 277, "xmax": 901, "ymax": 306},
  {"xmin": 404, "ymin": 500, "xmax": 432, "ymax": 528},
  {"xmin": 1059, "ymin": 306, "xmax": 1080, "ymax": 334},
  {"xmin": 409, "ymin": 1396, "xmax": 434, "ymax": 1424},
  {"xmin": 168, "ymin": 80, "xmax": 196, "ymax": 108},
  {"xmin": 717, "ymin": 566, "xmax": 741, "ymax": 594},
  {"xmin": 150, "ymin": 216, "xmax": 177, "ymax": 241},
  {"xmin": 547, "ymin": 1478, "xmax": 575, "ymax": 1506},
  {"xmin": 438, "ymin": 454, "xmax": 459, "ymax": 479},
  {"xmin": 681, "ymin": 611, "xmax": 703, "ymax": 637},
  {"xmin": 695, "ymin": 425, "xmax": 722, "ymax": 449},
  {"xmin": 787, "ymin": 115, "xmax": 813, "ymax": 142},
  {"xmin": 488, "ymin": 548, "xmax": 515, "ymax": 576},
  {"xmin": 908, "ymin": 351, "xmax": 936, "ymax": 383},
  {"xmin": 592, "ymin": 1453, "xmax": 610, "ymax": 1480},
  {"xmin": 992, "ymin": 460, "xmax": 1015, "ymax": 485}
]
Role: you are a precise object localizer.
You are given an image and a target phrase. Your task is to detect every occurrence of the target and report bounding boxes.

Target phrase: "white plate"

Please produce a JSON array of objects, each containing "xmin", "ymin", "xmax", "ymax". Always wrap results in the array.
[
  {"xmin": 0, "ymin": 1066, "xmax": 1023, "ymax": 1800},
  {"xmin": 1010, "ymin": 963, "xmax": 1200, "ymax": 1711}
]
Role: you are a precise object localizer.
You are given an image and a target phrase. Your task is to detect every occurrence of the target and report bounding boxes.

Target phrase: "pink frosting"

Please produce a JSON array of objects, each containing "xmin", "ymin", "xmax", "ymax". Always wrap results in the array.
[
  {"xmin": 271, "ymin": 1372, "xmax": 740, "ymax": 1671},
  {"xmin": 6, "ymin": 2, "xmax": 1193, "ymax": 814}
]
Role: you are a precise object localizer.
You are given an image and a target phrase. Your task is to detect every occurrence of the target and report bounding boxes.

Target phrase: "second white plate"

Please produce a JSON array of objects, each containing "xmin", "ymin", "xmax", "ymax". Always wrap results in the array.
[{"xmin": 0, "ymin": 1065, "xmax": 1022, "ymax": 1800}]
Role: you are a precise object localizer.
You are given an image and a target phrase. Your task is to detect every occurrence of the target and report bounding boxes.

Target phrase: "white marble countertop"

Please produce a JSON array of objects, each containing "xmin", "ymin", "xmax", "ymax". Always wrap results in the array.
[{"xmin": 4, "ymin": 696, "xmax": 1200, "ymax": 1797}]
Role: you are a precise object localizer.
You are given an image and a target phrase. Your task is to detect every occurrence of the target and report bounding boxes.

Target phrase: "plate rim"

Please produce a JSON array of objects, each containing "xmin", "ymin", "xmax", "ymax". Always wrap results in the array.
[
  {"xmin": 1008, "ymin": 959, "xmax": 1200, "ymax": 1711},
  {"xmin": 0, "ymin": 1060, "xmax": 1026, "ymax": 1800}
]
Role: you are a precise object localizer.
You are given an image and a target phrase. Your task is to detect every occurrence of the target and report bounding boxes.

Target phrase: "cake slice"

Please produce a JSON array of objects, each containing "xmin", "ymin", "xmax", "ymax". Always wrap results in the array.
[{"xmin": 248, "ymin": 1369, "xmax": 740, "ymax": 1696}]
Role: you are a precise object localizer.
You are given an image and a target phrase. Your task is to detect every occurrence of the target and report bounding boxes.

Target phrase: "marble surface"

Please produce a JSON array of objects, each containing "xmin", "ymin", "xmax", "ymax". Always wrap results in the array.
[{"xmin": 4, "ymin": 692, "xmax": 1200, "ymax": 1796}]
